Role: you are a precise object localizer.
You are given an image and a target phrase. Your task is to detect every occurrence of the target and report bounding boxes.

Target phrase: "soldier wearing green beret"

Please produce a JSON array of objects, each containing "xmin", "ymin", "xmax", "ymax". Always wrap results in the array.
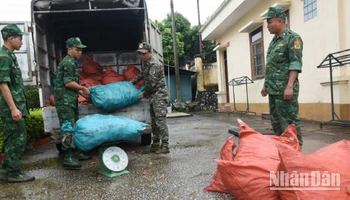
[
  {"xmin": 261, "ymin": 6, "xmax": 303, "ymax": 146},
  {"xmin": 0, "ymin": 24, "xmax": 35, "ymax": 182},
  {"xmin": 132, "ymin": 42, "xmax": 170, "ymax": 154},
  {"xmin": 54, "ymin": 37, "xmax": 91, "ymax": 169}
]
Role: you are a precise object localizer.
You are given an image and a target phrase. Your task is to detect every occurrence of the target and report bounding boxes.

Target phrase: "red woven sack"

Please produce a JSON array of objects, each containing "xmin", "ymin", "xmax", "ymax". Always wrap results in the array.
[
  {"xmin": 101, "ymin": 66, "xmax": 125, "ymax": 85},
  {"xmin": 82, "ymin": 55, "xmax": 103, "ymax": 76},
  {"xmin": 204, "ymin": 137, "xmax": 235, "ymax": 193}
]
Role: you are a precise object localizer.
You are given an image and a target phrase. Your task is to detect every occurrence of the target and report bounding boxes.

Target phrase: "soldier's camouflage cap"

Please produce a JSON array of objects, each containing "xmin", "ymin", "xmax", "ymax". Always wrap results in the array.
[
  {"xmin": 265, "ymin": 6, "xmax": 286, "ymax": 20},
  {"xmin": 136, "ymin": 42, "xmax": 152, "ymax": 54},
  {"xmin": 1, "ymin": 24, "xmax": 28, "ymax": 39},
  {"xmin": 66, "ymin": 37, "xmax": 87, "ymax": 48}
]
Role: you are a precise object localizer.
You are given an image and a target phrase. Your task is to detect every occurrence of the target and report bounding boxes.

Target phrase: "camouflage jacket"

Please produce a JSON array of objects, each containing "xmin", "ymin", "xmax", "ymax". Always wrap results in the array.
[
  {"xmin": 0, "ymin": 46, "xmax": 29, "ymax": 117},
  {"xmin": 54, "ymin": 55, "xmax": 79, "ymax": 108},
  {"xmin": 264, "ymin": 28, "xmax": 303, "ymax": 95},
  {"xmin": 132, "ymin": 56, "xmax": 168, "ymax": 99}
]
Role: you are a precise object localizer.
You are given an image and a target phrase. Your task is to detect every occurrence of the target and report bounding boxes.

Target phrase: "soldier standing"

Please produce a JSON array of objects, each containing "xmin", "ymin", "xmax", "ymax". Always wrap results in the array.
[
  {"xmin": 261, "ymin": 7, "xmax": 303, "ymax": 146},
  {"xmin": 54, "ymin": 37, "xmax": 91, "ymax": 169},
  {"xmin": 0, "ymin": 24, "xmax": 35, "ymax": 182},
  {"xmin": 132, "ymin": 42, "xmax": 170, "ymax": 154}
]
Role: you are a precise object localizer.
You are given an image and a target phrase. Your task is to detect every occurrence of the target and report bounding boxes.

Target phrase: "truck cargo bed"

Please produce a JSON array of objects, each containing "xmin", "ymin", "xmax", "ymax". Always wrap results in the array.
[{"xmin": 42, "ymin": 99, "xmax": 150, "ymax": 132}]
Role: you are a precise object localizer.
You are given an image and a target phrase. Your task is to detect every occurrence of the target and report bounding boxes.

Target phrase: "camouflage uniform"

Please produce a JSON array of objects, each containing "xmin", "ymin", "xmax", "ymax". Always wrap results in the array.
[
  {"xmin": 54, "ymin": 37, "xmax": 89, "ymax": 168},
  {"xmin": 264, "ymin": 7, "xmax": 303, "ymax": 146},
  {"xmin": 133, "ymin": 42, "xmax": 169, "ymax": 150},
  {"xmin": 0, "ymin": 24, "xmax": 35, "ymax": 182},
  {"xmin": 54, "ymin": 53, "xmax": 80, "ymax": 146}
]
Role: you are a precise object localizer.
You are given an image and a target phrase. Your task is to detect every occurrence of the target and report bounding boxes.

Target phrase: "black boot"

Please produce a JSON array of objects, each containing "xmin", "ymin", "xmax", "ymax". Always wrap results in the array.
[
  {"xmin": 8, "ymin": 172, "xmax": 35, "ymax": 183},
  {"xmin": 63, "ymin": 151, "xmax": 81, "ymax": 169},
  {"xmin": 74, "ymin": 150, "xmax": 91, "ymax": 161},
  {"xmin": 0, "ymin": 168, "xmax": 7, "ymax": 182}
]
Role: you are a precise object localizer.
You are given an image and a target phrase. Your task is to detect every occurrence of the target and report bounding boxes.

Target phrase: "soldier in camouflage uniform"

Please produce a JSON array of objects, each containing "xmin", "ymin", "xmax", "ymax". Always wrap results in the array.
[
  {"xmin": 0, "ymin": 24, "xmax": 35, "ymax": 183},
  {"xmin": 261, "ymin": 7, "xmax": 303, "ymax": 146},
  {"xmin": 132, "ymin": 42, "xmax": 170, "ymax": 154},
  {"xmin": 54, "ymin": 37, "xmax": 91, "ymax": 169}
]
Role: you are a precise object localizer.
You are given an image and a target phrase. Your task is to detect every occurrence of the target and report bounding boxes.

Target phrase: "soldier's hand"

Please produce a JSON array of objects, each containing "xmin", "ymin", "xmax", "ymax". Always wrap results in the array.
[
  {"xmin": 81, "ymin": 87, "xmax": 90, "ymax": 99},
  {"xmin": 78, "ymin": 90, "xmax": 87, "ymax": 98},
  {"xmin": 83, "ymin": 87, "xmax": 90, "ymax": 96},
  {"xmin": 81, "ymin": 93, "xmax": 90, "ymax": 100},
  {"xmin": 139, "ymin": 93, "xmax": 144, "ymax": 99},
  {"xmin": 261, "ymin": 86, "xmax": 267, "ymax": 97},
  {"xmin": 11, "ymin": 108, "xmax": 22, "ymax": 121},
  {"xmin": 284, "ymin": 86, "xmax": 293, "ymax": 100}
]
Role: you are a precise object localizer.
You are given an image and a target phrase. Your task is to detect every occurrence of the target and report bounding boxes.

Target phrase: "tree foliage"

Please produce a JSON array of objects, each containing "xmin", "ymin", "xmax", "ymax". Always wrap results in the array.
[
  {"xmin": 24, "ymin": 85, "xmax": 40, "ymax": 110},
  {"xmin": 153, "ymin": 12, "xmax": 216, "ymax": 66},
  {"xmin": 202, "ymin": 40, "xmax": 217, "ymax": 63}
]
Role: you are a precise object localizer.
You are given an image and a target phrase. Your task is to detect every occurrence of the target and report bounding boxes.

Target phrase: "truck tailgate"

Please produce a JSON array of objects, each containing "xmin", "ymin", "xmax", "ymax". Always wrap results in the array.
[{"xmin": 42, "ymin": 99, "xmax": 150, "ymax": 132}]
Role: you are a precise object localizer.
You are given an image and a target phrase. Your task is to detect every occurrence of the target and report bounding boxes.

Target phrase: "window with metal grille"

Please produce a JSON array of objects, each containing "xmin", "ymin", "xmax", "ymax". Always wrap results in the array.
[
  {"xmin": 249, "ymin": 27, "xmax": 265, "ymax": 80},
  {"xmin": 304, "ymin": 0, "xmax": 317, "ymax": 22}
]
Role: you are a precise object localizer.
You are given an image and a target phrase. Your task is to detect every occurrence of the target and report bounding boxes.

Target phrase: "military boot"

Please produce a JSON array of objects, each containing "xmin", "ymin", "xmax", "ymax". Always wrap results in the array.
[
  {"xmin": 150, "ymin": 143, "xmax": 160, "ymax": 153},
  {"xmin": 0, "ymin": 168, "xmax": 8, "ymax": 182},
  {"xmin": 63, "ymin": 151, "xmax": 82, "ymax": 169},
  {"xmin": 74, "ymin": 150, "xmax": 91, "ymax": 161},
  {"xmin": 8, "ymin": 172, "xmax": 35, "ymax": 183},
  {"xmin": 156, "ymin": 145, "xmax": 170, "ymax": 154}
]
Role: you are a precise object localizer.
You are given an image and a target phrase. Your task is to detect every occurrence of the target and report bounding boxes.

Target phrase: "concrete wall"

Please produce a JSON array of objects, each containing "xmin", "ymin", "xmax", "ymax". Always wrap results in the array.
[
  {"xmin": 213, "ymin": 0, "xmax": 350, "ymax": 121},
  {"xmin": 203, "ymin": 63, "xmax": 218, "ymax": 86}
]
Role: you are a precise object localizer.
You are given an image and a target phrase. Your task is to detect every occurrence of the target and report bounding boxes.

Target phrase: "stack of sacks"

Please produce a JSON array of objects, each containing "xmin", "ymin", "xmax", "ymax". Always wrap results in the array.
[
  {"xmin": 204, "ymin": 121, "xmax": 350, "ymax": 200},
  {"xmin": 51, "ymin": 56, "xmax": 144, "ymax": 106},
  {"xmin": 124, "ymin": 64, "xmax": 144, "ymax": 89},
  {"xmin": 101, "ymin": 66, "xmax": 125, "ymax": 85},
  {"xmin": 79, "ymin": 55, "xmax": 103, "ymax": 104}
]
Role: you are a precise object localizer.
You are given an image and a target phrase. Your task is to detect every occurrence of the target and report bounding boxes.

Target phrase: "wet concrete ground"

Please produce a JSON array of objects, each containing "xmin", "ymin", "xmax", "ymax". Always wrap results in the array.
[
  {"xmin": 1, "ymin": 111, "xmax": 349, "ymax": 200},
  {"xmin": 205, "ymin": 112, "xmax": 350, "ymax": 154}
]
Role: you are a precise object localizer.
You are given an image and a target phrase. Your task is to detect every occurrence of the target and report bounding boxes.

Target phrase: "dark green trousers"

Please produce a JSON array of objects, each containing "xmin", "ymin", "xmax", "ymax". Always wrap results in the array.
[
  {"xmin": 1, "ymin": 117, "xmax": 27, "ymax": 176},
  {"xmin": 269, "ymin": 95, "xmax": 303, "ymax": 146},
  {"xmin": 56, "ymin": 106, "xmax": 79, "ymax": 152},
  {"xmin": 150, "ymin": 98, "xmax": 169, "ymax": 145}
]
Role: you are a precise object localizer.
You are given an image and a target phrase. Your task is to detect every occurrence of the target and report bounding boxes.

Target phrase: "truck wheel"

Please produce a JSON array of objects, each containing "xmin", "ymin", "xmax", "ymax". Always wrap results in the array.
[
  {"xmin": 56, "ymin": 143, "xmax": 63, "ymax": 153},
  {"xmin": 141, "ymin": 134, "xmax": 152, "ymax": 145}
]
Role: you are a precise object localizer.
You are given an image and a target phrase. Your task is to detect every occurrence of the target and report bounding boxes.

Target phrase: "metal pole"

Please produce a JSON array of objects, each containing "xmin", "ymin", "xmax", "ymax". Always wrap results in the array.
[
  {"xmin": 232, "ymin": 83, "xmax": 236, "ymax": 111},
  {"xmin": 167, "ymin": 60, "xmax": 171, "ymax": 101},
  {"xmin": 329, "ymin": 55, "xmax": 335, "ymax": 121},
  {"xmin": 196, "ymin": 0, "xmax": 203, "ymax": 56},
  {"xmin": 170, "ymin": 0, "xmax": 182, "ymax": 103},
  {"xmin": 88, "ymin": 0, "xmax": 92, "ymax": 9},
  {"xmin": 245, "ymin": 77, "xmax": 249, "ymax": 112}
]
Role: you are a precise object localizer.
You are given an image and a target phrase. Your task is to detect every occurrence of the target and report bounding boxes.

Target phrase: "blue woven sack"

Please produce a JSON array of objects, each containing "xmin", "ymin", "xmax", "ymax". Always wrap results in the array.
[
  {"xmin": 89, "ymin": 81, "xmax": 142, "ymax": 112},
  {"xmin": 61, "ymin": 114, "xmax": 149, "ymax": 151}
]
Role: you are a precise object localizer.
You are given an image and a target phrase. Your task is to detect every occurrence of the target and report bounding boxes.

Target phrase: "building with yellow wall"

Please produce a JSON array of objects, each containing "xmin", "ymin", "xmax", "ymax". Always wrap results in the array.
[{"xmin": 200, "ymin": 0, "xmax": 350, "ymax": 121}]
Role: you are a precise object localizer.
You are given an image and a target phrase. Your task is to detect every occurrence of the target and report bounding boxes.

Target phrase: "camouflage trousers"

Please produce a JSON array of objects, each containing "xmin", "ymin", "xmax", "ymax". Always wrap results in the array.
[
  {"xmin": 269, "ymin": 95, "xmax": 303, "ymax": 146},
  {"xmin": 56, "ymin": 106, "xmax": 79, "ymax": 152},
  {"xmin": 1, "ymin": 117, "xmax": 27, "ymax": 176},
  {"xmin": 150, "ymin": 98, "xmax": 169, "ymax": 145}
]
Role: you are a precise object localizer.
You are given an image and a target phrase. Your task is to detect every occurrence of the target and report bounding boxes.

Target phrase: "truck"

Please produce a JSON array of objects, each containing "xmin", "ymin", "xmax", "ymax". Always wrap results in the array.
[{"xmin": 30, "ymin": 0, "xmax": 163, "ymax": 150}]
